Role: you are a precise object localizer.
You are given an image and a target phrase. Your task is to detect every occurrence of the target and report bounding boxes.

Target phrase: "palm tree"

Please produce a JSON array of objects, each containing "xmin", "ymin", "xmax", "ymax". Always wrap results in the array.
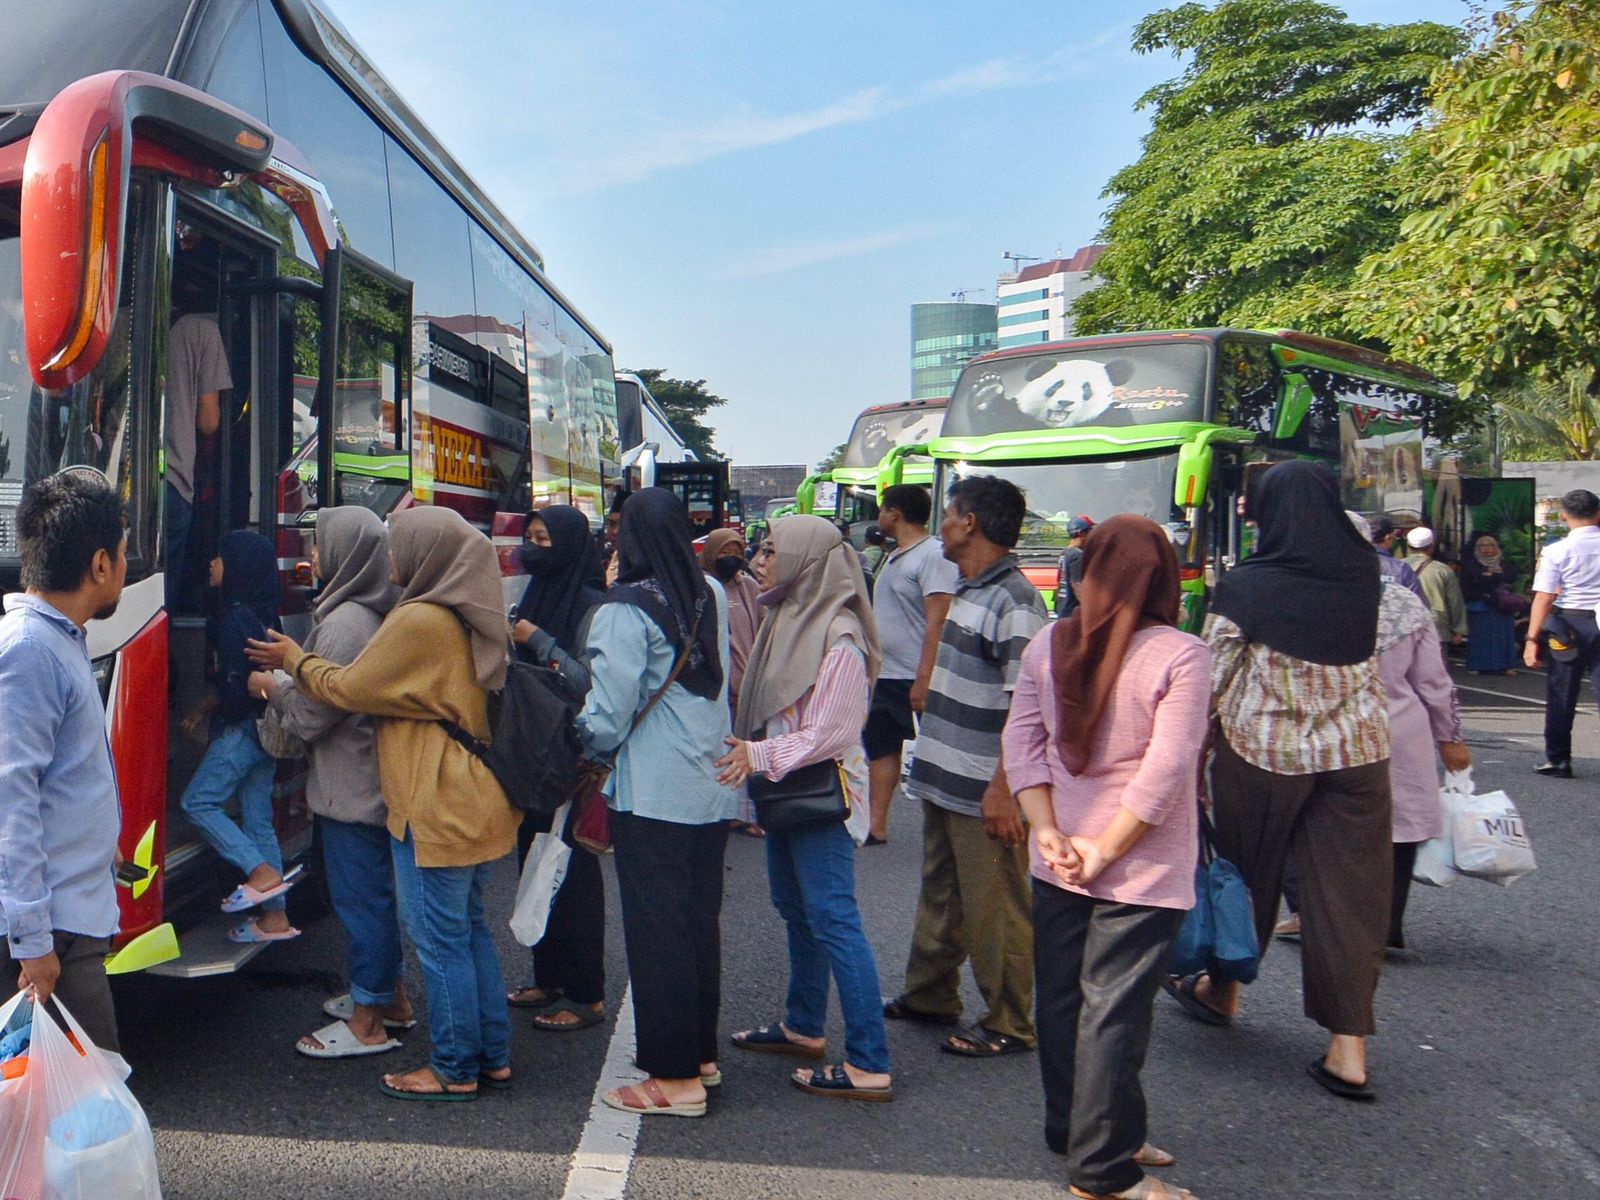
[{"xmin": 1495, "ymin": 368, "xmax": 1600, "ymax": 461}]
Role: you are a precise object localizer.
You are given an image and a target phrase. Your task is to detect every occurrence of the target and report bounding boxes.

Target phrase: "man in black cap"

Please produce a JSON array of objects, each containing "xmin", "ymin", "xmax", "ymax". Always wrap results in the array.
[
  {"xmin": 1525, "ymin": 488, "xmax": 1600, "ymax": 777},
  {"xmin": 1054, "ymin": 515, "xmax": 1094, "ymax": 617}
]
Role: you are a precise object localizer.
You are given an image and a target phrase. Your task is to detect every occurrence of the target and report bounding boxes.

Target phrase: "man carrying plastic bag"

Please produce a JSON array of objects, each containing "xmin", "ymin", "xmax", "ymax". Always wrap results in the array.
[
  {"xmin": 0, "ymin": 474, "xmax": 131, "ymax": 1054},
  {"xmin": 0, "ymin": 992, "xmax": 162, "ymax": 1199}
]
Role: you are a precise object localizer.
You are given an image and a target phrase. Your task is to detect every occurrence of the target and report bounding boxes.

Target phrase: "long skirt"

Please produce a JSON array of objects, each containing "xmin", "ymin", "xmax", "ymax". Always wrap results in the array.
[{"xmin": 1466, "ymin": 601, "xmax": 1518, "ymax": 672}]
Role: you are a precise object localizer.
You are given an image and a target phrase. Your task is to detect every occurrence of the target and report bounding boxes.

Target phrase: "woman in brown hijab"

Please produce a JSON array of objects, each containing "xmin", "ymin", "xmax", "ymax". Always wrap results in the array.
[
  {"xmin": 1000, "ymin": 516, "xmax": 1210, "ymax": 1200},
  {"xmin": 699, "ymin": 528, "xmax": 763, "ymax": 712},
  {"xmin": 249, "ymin": 507, "xmax": 517, "ymax": 1102}
]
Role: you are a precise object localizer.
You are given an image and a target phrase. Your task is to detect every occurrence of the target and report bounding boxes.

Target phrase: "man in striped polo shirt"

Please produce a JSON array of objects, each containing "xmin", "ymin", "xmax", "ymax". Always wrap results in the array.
[{"xmin": 884, "ymin": 474, "xmax": 1048, "ymax": 1058}]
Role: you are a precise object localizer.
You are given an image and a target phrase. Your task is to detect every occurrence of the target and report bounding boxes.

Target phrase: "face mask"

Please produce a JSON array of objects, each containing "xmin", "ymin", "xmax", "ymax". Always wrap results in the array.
[
  {"xmin": 713, "ymin": 555, "xmax": 744, "ymax": 583},
  {"xmin": 519, "ymin": 542, "xmax": 553, "ymax": 574}
]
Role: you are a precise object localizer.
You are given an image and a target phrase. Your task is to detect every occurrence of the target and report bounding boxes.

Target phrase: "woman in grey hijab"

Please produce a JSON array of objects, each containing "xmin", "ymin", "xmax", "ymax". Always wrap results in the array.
[{"xmin": 250, "ymin": 507, "xmax": 411, "ymax": 1060}]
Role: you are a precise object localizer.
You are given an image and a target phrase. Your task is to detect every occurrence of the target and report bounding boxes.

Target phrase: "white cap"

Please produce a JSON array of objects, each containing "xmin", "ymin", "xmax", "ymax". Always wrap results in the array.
[{"xmin": 1406, "ymin": 527, "xmax": 1435, "ymax": 550}]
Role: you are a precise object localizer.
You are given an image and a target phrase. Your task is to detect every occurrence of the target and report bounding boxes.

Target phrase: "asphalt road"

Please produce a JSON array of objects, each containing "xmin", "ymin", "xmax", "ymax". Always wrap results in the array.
[{"xmin": 111, "ymin": 659, "xmax": 1600, "ymax": 1199}]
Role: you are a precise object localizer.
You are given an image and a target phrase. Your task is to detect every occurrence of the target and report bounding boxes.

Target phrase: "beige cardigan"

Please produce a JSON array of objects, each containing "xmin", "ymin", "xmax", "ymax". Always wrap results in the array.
[{"xmin": 287, "ymin": 602, "xmax": 517, "ymax": 868}]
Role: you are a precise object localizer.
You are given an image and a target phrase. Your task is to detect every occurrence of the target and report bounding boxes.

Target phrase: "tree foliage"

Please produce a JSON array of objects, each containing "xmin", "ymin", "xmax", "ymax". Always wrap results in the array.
[
  {"xmin": 1073, "ymin": 0, "xmax": 1463, "ymax": 338},
  {"xmin": 1495, "ymin": 367, "xmax": 1600, "ymax": 460},
  {"xmin": 815, "ymin": 442, "xmax": 849, "ymax": 473},
  {"xmin": 623, "ymin": 368, "xmax": 727, "ymax": 460},
  {"xmin": 1348, "ymin": 0, "xmax": 1600, "ymax": 407}
]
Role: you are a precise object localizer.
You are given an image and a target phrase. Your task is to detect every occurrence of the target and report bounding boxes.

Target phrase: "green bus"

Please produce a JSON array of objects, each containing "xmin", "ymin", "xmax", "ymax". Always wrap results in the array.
[
  {"xmin": 882, "ymin": 329, "xmax": 1493, "ymax": 619},
  {"xmin": 798, "ymin": 399, "xmax": 946, "ymax": 527}
]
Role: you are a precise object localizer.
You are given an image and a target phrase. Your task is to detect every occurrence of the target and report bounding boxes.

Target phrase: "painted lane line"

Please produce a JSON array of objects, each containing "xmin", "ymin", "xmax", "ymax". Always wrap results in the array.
[
  {"xmin": 560, "ymin": 986, "xmax": 645, "ymax": 1200},
  {"xmin": 1499, "ymin": 1113, "xmax": 1600, "ymax": 1188},
  {"xmin": 1454, "ymin": 682, "xmax": 1545, "ymax": 707}
]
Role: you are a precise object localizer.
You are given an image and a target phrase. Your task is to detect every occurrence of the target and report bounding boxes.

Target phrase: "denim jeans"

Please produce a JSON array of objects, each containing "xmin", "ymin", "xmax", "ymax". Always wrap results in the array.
[
  {"xmin": 390, "ymin": 830, "xmax": 510, "ymax": 1083},
  {"xmin": 320, "ymin": 818, "xmax": 403, "ymax": 1009},
  {"xmin": 180, "ymin": 721, "xmax": 283, "ymax": 910},
  {"xmin": 765, "ymin": 819, "xmax": 890, "ymax": 1074}
]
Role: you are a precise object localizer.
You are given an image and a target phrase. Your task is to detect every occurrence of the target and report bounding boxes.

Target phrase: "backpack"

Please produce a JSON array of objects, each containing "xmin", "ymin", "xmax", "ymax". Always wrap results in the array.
[{"xmin": 441, "ymin": 659, "xmax": 587, "ymax": 819}]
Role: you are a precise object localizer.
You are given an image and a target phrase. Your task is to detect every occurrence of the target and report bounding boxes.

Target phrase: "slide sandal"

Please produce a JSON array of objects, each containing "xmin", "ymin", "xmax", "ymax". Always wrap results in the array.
[
  {"xmin": 791, "ymin": 1064, "xmax": 893, "ymax": 1103},
  {"xmin": 296, "ymin": 1020, "xmax": 400, "ymax": 1060},
  {"xmin": 226, "ymin": 918, "xmax": 301, "ymax": 944},
  {"xmin": 323, "ymin": 993, "xmax": 417, "ymax": 1031},
  {"xmin": 221, "ymin": 864, "xmax": 305, "ymax": 913}
]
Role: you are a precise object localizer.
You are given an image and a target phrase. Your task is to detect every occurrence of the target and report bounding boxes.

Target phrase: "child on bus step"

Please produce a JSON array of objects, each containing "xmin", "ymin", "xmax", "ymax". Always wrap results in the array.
[{"xmin": 179, "ymin": 530, "xmax": 302, "ymax": 943}]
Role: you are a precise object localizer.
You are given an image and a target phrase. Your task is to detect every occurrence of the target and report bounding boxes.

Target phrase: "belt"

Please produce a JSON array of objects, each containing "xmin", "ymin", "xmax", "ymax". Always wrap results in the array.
[{"xmin": 1555, "ymin": 606, "xmax": 1596, "ymax": 616}]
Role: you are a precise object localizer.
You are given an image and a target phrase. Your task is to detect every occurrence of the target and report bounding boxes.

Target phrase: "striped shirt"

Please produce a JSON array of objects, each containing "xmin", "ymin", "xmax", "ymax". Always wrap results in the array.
[
  {"xmin": 907, "ymin": 556, "xmax": 1048, "ymax": 816},
  {"xmin": 1205, "ymin": 609, "xmax": 1391, "ymax": 776}
]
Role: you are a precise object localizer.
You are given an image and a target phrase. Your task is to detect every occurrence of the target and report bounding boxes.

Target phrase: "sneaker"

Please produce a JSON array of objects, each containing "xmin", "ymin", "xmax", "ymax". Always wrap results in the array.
[{"xmin": 1534, "ymin": 759, "xmax": 1573, "ymax": 778}]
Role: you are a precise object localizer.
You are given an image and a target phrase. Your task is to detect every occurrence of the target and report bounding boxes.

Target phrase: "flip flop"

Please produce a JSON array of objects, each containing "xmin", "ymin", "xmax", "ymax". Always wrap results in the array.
[
  {"xmin": 601, "ymin": 1078, "xmax": 705, "ymax": 1118},
  {"xmin": 791, "ymin": 1064, "xmax": 893, "ymax": 1103},
  {"xmin": 940, "ymin": 1023, "xmax": 1032, "ymax": 1057},
  {"xmin": 322, "ymin": 993, "xmax": 417, "ymax": 1031},
  {"xmin": 529, "ymin": 998, "xmax": 605, "ymax": 1032},
  {"xmin": 1307, "ymin": 1058, "xmax": 1375, "ymax": 1102},
  {"xmin": 295, "ymin": 1020, "xmax": 401, "ymax": 1060},
  {"xmin": 380, "ymin": 1065, "xmax": 477, "ymax": 1103},
  {"xmin": 479, "ymin": 1069, "xmax": 513, "ymax": 1091},
  {"xmin": 1162, "ymin": 974, "xmax": 1232, "ymax": 1027},
  {"xmin": 1135, "ymin": 1144, "xmax": 1176, "ymax": 1169},
  {"xmin": 220, "ymin": 864, "xmax": 305, "ymax": 913},
  {"xmin": 731, "ymin": 1023, "xmax": 825, "ymax": 1059},
  {"xmin": 507, "ymin": 984, "xmax": 563, "ymax": 1010},
  {"xmin": 226, "ymin": 918, "xmax": 301, "ymax": 944},
  {"xmin": 881, "ymin": 995, "xmax": 960, "ymax": 1026}
]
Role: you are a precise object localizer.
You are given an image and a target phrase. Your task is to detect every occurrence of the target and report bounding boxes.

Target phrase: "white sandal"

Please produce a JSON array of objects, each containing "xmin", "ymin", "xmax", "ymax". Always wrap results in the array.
[{"xmin": 295, "ymin": 1020, "xmax": 401, "ymax": 1059}]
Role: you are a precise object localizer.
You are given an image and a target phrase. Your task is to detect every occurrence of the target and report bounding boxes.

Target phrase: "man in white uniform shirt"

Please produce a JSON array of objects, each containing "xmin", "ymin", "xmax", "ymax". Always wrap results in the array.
[{"xmin": 1525, "ymin": 488, "xmax": 1600, "ymax": 777}]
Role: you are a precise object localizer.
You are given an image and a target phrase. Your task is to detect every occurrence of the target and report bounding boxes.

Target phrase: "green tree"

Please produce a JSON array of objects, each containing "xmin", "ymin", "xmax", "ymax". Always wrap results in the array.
[
  {"xmin": 814, "ymin": 442, "xmax": 849, "ymax": 473},
  {"xmin": 1349, "ymin": 0, "xmax": 1600, "ymax": 408},
  {"xmin": 1495, "ymin": 367, "xmax": 1600, "ymax": 460},
  {"xmin": 624, "ymin": 368, "xmax": 727, "ymax": 460},
  {"xmin": 1073, "ymin": 0, "xmax": 1462, "ymax": 338}
]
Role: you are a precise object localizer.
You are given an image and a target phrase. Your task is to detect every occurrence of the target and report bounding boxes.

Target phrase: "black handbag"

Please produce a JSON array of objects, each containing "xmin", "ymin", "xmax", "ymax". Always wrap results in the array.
[{"xmin": 747, "ymin": 758, "xmax": 850, "ymax": 833}]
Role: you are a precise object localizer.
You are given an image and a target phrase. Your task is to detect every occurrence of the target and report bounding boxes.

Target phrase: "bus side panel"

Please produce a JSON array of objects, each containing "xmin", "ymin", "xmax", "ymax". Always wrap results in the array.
[{"xmin": 111, "ymin": 612, "xmax": 169, "ymax": 943}]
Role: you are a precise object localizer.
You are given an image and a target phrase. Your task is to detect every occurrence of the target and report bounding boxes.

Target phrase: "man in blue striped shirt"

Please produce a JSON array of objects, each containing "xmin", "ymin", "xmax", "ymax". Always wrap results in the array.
[
  {"xmin": 0, "ymin": 474, "xmax": 127, "ymax": 1052},
  {"xmin": 886, "ymin": 475, "xmax": 1048, "ymax": 1058}
]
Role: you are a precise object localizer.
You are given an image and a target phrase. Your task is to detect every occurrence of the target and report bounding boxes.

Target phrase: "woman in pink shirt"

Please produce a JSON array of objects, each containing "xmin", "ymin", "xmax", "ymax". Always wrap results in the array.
[
  {"xmin": 716, "ymin": 516, "xmax": 891, "ymax": 1101},
  {"xmin": 1003, "ymin": 516, "xmax": 1209, "ymax": 1200}
]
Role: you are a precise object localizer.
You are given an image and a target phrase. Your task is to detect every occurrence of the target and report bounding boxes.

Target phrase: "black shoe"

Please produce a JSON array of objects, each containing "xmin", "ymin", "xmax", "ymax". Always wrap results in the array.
[{"xmin": 1534, "ymin": 759, "xmax": 1573, "ymax": 778}]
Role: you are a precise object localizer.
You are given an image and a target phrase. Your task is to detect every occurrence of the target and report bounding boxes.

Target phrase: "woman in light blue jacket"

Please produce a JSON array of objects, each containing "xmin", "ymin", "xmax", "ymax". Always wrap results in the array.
[{"xmin": 579, "ymin": 488, "xmax": 734, "ymax": 1120}]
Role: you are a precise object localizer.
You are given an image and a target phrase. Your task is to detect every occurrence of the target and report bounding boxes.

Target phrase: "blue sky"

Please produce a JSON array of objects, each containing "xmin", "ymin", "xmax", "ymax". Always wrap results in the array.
[{"xmin": 332, "ymin": 0, "xmax": 1473, "ymax": 468}]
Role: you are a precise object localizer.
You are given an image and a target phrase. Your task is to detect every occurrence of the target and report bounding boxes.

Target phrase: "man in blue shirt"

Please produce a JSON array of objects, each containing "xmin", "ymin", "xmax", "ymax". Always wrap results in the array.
[
  {"xmin": 1525, "ymin": 489, "xmax": 1600, "ymax": 777},
  {"xmin": 0, "ymin": 473, "xmax": 127, "ymax": 1051}
]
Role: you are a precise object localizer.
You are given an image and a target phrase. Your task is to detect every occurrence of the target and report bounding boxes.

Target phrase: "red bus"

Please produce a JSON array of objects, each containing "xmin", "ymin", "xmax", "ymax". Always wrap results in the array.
[{"xmin": 0, "ymin": 0, "xmax": 620, "ymax": 976}]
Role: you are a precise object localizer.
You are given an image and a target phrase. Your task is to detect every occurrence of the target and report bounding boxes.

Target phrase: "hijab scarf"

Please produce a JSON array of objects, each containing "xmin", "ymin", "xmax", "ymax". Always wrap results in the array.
[
  {"xmin": 736, "ymin": 515, "xmax": 882, "ymax": 739},
  {"xmin": 388, "ymin": 507, "xmax": 508, "ymax": 691},
  {"xmin": 605, "ymin": 488, "xmax": 723, "ymax": 700},
  {"xmin": 701, "ymin": 528, "xmax": 763, "ymax": 672},
  {"xmin": 518, "ymin": 506, "xmax": 605, "ymax": 656},
  {"xmin": 307, "ymin": 507, "xmax": 396, "ymax": 654},
  {"xmin": 1459, "ymin": 531, "xmax": 1508, "ymax": 603},
  {"xmin": 1210, "ymin": 459, "xmax": 1380, "ymax": 665},
  {"xmin": 218, "ymin": 530, "xmax": 282, "ymax": 635},
  {"xmin": 1049, "ymin": 515, "xmax": 1179, "ymax": 775}
]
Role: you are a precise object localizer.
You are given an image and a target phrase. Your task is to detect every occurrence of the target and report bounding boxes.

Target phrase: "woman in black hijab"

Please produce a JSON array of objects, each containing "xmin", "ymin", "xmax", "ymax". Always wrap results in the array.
[
  {"xmin": 1170, "ymin": 460, "xmax": 1395, "ymax": 1104},
  {"xmin": 507, "ymin": 506, "xmax": 611, "ymax": 1029}
]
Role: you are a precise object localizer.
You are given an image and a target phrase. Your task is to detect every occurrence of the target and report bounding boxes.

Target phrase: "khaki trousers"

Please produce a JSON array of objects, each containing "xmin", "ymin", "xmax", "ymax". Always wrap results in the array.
[{"xmin": 902, "ymin": 800, "xmax": 1035, "ymax": 1044}]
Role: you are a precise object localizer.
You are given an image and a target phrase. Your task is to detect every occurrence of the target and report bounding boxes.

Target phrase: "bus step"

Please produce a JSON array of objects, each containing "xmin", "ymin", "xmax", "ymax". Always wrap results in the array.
[{"xmin": 144, "ymin": 916, "xmax": 275, "ymax": 979}]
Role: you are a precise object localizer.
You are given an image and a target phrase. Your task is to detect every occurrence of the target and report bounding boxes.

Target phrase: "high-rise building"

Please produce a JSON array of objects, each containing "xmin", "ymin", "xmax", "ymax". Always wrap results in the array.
[
  {"xmin": 910, "ymin": 302, "xmax": 998, "ymax": 401},
  {"xmin": 995, "ymin": 245, "xmax": 1107, "ymax": 348}
]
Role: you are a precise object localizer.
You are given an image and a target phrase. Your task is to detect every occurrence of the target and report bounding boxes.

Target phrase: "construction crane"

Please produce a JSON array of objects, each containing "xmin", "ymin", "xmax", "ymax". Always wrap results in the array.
[
  {"xmin": 1002, "ymin": 251, "xmax": 1041, "ymax": 272},
  {"xmin": 950, "ymin": 287, "xmax": 987, "ymax": 303}
]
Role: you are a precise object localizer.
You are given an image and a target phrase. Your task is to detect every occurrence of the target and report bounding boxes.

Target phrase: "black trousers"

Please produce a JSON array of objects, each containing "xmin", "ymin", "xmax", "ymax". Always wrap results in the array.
[
  {"xmin": 1283, "ymin": 840, "xmax": 1421, "ymax": 950},
  {"xmin": 611, "ymin": 811, "xmax": 728, "ymax": 1079},
  {"xmin": 1033, "ymin": 880, "xmax": 1184, "ymax": 1197},
  {"xmin": 517, "ymin": 811, "xmax": 606, "ymax": 1005},
  {"xmin": 0, "ymin": 931, "xmax": 120, "ymax": 1053},
  {"xmin": 1544, "ymin": 607, "xmax": 1600, "ymax": 762},
  {"xmin": 1212, "ymin": 739, "xmax": 1391, "ymax": 1036}
]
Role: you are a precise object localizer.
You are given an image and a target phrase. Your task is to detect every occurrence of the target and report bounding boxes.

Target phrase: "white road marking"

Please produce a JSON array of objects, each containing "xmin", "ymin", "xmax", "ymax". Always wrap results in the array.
[
  {"xmin": 1454, "ymin": 683, "xmax": 1545, "ymax": 707},
  {"xmin": 560, "ymin": 986, "xmax": 645, "ymax": 1200},
  {"xmin": 1500, "ymin": 1112, "xmax": 1600, "ymax": 1187}
]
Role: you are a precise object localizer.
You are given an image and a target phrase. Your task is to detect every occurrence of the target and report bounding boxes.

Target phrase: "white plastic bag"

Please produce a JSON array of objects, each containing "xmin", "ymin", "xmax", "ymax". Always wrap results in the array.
[
  {"xmin": 0, "ymin": 990, "xmax": 162, "ymax": 1200},
  {"xmin": 1449, "ymin": 779, "xmax": 1536, "ymax": 887},
  {"xmin": 509, "ymin": 800, "xmax": 571, "ymax": 946},
  {"xmin": 1412, "ymin": 769, "xmax": 1466, "ymax": 887}
]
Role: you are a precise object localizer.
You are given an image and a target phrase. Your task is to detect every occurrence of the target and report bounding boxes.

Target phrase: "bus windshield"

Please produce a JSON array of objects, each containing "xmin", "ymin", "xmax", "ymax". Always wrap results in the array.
[
  {"xmin": 938, "ymin": 453, "xmax": 1182, "ymax": 554},
  {"xmin": 942, "ymin": 342, "xmax": 1209, "ymax": 437},
  {"xmin": 841, "ymin": 404, "xmax": 944, "ymax": 468},
  {"xmin": 0, "ymin": 0, "xmax": 187, "ymax": 103}
]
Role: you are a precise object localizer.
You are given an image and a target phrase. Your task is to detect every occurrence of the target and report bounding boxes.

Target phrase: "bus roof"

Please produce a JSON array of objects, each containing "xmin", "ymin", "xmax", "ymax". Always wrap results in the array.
[{"xmin": 962, "ymin": 328, "xmax": 1449, "ymax": 393}]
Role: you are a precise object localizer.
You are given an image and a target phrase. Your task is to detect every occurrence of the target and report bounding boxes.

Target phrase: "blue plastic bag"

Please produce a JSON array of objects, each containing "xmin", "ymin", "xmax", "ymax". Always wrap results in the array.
[{"xmin": 1169, "ymin": 807, "xmax": 1260, "ymax": 984}]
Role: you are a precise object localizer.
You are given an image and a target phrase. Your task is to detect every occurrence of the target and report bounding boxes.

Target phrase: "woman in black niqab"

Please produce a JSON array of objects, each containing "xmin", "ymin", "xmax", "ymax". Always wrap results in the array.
[
  {"xmin": 604, "ymin": 488, "xmax": 724, "ymax": 700},
  {"xmin": 1211, "ymin": 459, "xmax": 1379, "ymax": 665},
  {"xmin": 518, "ymin": 506, "xmax": 605, "ymax": 657}
]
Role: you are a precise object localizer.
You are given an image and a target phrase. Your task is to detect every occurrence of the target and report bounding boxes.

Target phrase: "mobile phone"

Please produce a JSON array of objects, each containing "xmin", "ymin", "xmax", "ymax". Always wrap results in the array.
[{"xmin": 115, "ymin": 860, "xmax": 150, "ymax": 888}]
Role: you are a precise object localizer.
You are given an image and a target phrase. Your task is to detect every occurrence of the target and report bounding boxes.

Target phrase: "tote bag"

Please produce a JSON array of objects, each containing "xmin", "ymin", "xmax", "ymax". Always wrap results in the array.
[{"xmin": 1169, "ymin": 805, "xmax": 1260, "ymax": 984}]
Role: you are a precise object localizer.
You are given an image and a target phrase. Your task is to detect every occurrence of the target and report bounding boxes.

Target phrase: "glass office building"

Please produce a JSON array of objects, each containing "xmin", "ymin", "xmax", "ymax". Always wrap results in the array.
[{"xmin": 911, "ymin": 302, "xmax": 998, "ymax": 402}]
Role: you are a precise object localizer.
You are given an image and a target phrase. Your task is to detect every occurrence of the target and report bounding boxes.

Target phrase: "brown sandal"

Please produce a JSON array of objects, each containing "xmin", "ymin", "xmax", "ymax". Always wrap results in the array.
[{"xmin": 601, "ymin": 1078, "xmax": 706, "ymax": 1118}]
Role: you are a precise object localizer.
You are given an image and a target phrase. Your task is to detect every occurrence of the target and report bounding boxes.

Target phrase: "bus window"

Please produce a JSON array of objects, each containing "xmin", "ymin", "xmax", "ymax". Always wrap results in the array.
[
  {"xmin": 1215, "ymin": 339, "xmax": 1280, "ymax": 435},
  {"xmin": 328, "ymin": 251, "xmax": 411, "ymax": 516}
]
